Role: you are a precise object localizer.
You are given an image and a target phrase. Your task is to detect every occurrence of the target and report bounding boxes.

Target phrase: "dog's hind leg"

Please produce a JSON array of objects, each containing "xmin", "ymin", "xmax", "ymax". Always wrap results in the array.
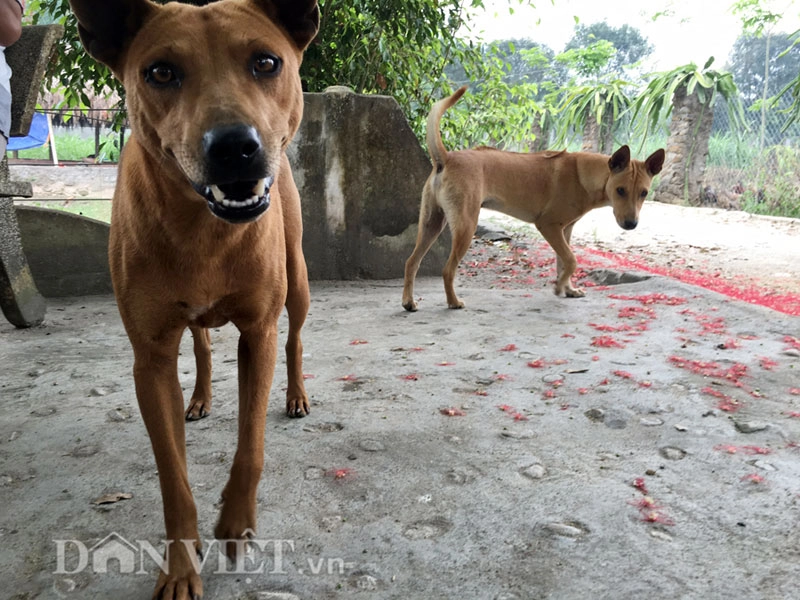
[
  {"xmin": 537, "ymin": 222, "xmax": 584, "ymax": 298},
  {"xmin": 555, "ymin": 222, "xmax": 575, "ymax": 288},
  {"xmin": 402, "ymin": 184, "xmax": 446, "ymax": 311},
  {"xmin": 185, "ymin": 325, "xmax": 212, "ymax": 420},
  {"xmin": 441, "ymin": 200, "xmax": 479, "ymax": 309}
]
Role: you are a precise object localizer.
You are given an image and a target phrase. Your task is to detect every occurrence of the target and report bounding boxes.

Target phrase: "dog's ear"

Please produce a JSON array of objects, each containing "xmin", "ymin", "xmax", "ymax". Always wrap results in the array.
[
  {"xmin": 608, "ymin": 145, "xmax": 631, "ymax": 174},
  {"xmin": 645, "ymin": 148, "xmax": 666, "ymax": 176},
  {"xmin": 258, "ymin": 0, "xmax": 320, "ymax": 50},
  {"xmin": 69, "ymin": 0, "xmax": 156, "ymax": 73}
]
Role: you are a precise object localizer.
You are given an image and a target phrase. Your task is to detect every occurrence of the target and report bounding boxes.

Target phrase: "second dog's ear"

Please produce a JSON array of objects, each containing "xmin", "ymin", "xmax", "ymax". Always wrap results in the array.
[
  {"xmin": 259, "ymin": 0, "xmax": 320, "ymax": 50},
  {"xmin": 645, "ymin": 148, "xmax": 666, "ymax": 176},
  {"xmin": 608, "ymin": 145, "xmax": 631, "ymax": 173},
  {"xmin": 69, "ymin": 0, "xmax": 155, "ymax": 73}
]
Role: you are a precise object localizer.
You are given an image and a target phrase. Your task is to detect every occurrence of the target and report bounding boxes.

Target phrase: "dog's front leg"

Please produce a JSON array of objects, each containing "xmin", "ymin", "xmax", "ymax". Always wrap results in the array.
[
  {"xmin": 215, "ymin": 321, "xmax": 278, "ymax": 557},
  {"xmin": 281, "ymin": 179, "xmax": 311, "ymax": 417},
  {"xmin": 537, "ymin": 222, "xmax": 585, "ymax": 298},
  {"xmin": 130, "ymin": 332, "xmax": 203, "ymax": 599}
]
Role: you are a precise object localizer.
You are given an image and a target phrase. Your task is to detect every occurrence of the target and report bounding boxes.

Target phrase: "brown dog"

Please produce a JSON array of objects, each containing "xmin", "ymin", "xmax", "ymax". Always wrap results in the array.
[
  {"xmin": 68, "ymin": 0, "xmax": 318, "ymax": 597},
  {"xmin": 402, "ymin": 86, "xmax": 665, "ymax": 311}
]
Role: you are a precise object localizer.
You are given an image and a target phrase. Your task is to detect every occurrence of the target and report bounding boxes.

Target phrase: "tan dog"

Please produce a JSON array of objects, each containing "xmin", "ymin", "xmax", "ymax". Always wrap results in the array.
[
  {"xmin": 68, "ymin": 0, "xmax": 318, "ymax": 597},
  {"xmin": 402, "ymin": 86, "xmax": 665, "ymax": 311}
]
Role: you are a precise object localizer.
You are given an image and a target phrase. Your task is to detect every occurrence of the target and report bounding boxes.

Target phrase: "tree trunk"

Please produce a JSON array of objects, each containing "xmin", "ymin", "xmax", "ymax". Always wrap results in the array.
[
  {"xmin": 581, "ymin": 112, "xmax": 614, "ymax": 154},
  {"xmin": 656, "ymin": 85, "xmax": 714, "ymax": 205},
  {"xmin": 581, "ymin": 114, "xmax": 600, "ymax": 153}
]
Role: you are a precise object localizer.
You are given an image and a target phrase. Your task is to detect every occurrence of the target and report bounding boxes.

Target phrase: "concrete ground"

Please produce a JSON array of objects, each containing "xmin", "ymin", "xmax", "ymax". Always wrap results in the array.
[{"xmin": 2, "ymin": 235, "xmax": 799, "ymax": 600}]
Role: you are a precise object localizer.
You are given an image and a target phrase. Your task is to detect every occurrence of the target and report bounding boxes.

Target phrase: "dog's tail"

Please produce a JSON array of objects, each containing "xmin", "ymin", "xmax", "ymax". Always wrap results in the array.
[{"xmin": 427, "ymin": 85, "xmax": 467, "ymax": 172}]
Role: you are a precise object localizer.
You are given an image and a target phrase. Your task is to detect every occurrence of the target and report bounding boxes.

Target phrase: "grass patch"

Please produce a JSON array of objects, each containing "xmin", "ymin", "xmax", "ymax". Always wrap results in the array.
[{"xmin": 15, "ymin": 130, "xmax": 121, "ymax": 163}]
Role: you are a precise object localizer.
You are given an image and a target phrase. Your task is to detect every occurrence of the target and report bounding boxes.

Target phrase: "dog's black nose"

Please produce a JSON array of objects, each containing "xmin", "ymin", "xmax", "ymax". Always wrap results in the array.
[
  {"xmin": 202, "ymin": 124, "xmax": 264, "ymax": 183},
  {"xmin": 621, "ymin": 220, "xmax": 638, "ymax": 230}
]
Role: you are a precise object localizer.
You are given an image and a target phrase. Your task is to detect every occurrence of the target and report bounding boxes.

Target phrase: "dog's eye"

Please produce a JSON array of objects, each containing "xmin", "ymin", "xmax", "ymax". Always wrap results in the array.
[
  {"xmin": 640, "ymin": 190, "xmax": 649, "ymax": 198},
  {"xmin": 144, "ymin": 62, "xmax": 181, "ymax": 88},
  {"xmin": 251, "ymin": 53, "xmax": 282, "ymax": 78},
  {"xmin": 616, "ymin": 187, "xmax": 626, "ymax": 197}
]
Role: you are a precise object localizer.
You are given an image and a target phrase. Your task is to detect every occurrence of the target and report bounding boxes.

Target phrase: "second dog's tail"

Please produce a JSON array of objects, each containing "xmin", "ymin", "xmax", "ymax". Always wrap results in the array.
[{"xmin": 427, "ymin": 85, "xmax": 467, "ymax": 172}]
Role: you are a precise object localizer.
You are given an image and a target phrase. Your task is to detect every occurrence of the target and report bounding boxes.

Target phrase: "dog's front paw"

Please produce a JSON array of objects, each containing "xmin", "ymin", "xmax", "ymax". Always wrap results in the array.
[
  {"xmin": 153, "ymin": 542, "xmax": 203, "ymax": 599},
  {"xmin": 286, "ymin": 394, "xmax": 309, "ymax": 418},
  {"xmin": 448, "ymin": 300, "xmax": 465, "ymax": 309},
  {"xmin": 214, "ymin": 514, "xmax": 257, "ymax": 560}
]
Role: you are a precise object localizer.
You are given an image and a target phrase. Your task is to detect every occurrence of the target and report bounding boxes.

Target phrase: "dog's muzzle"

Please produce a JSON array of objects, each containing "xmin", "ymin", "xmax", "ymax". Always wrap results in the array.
[
  {"xmin": 194, "ymin": 124, "xmax": 273, "ymax": 224},
  {"xmin": 193, "ymin": 177, "xmax": 273, "ymax": 224}
]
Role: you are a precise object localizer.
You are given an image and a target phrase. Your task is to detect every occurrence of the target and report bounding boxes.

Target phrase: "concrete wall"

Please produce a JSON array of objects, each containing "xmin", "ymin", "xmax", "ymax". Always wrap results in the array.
[
  {"xmin": 290, "ymin": 86, "xmax": 448, "ymax": 280},
  {"xmin": 15, "ymin": 88, "xmax": 449, "ymax": 297},
  {"xmin": 15, "ymin": 206, "xmax": 112, "ymax": 297}
]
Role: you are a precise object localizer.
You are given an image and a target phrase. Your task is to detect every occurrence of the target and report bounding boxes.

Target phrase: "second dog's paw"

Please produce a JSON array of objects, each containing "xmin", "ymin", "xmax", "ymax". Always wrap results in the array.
[
  {"xmin": 565, "ymin": 287, "xmax": 586, "ymax": 298},
  {"xmin": 402, "ymin": 300, "xmax": 418, "ymax": 312},
  {"xmin": 185, "ymin": 397, "xmax": 211, "ymax": 421}
]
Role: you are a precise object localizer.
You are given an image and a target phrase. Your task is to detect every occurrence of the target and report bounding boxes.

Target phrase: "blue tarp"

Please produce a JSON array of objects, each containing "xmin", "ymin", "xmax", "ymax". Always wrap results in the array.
[{"xmin": 8, "ymin": 112, "xmax": 49, "ymax": 151}]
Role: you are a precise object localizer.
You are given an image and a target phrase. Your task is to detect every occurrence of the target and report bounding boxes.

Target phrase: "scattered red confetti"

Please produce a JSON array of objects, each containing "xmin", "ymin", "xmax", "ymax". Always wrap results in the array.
[
  {"xmin": 527, "ymin": 359, "xmax": 545, "ymax": 368},
  {"xmin": 512, "ymin": 412, "xmax": 528, "ymax": 421},
  {"xmin": 590, "ymin": 322, "xmax": 633, "ymax": 333},
  {"xmin": 628, "ymin": 496, "xmax": 660, "ymax": 510},
  {"xmin": 401, "ymin": 373, "xmax": 419, "ymax": 381},
  {"xmin": 783, "ymin": 336, "xmax": 800, "ymax": 351},
  {"xmin": 474, "ymin": 389, "xmax": 489, "ymax": 397},
  {"xmin": 499, "ymin": 344, "xmax": 518, "ymax": 352},
  {"xmin": 596, "ymin": 251, "xmax": 800, "ymax": 316},
  {"xmin": 641, "ymin": 510, "xmax": 675, "ymax": 526},
  {"xmin": 638, "ymin": 380, "xmax": 653, "ymax": 388},
  {"xmin": 598, "ymin": 378, "xmax": 610, "ymax": 385},
  {"xmin": 632, "ymin": 477, "xmax": 649, "ymax": 495},
  {"xmin": 497, "ymin": 404, "xmax": 515, "ymax": 412},
  {"xmin": 542, "ymin": 389, "xmax": 556, "ymax": 399},
  {"xmin": 337, "ymin": 374, "xmax": 359, "ymax": 382},
  {"xmin": 578, "ymin": 388, "xmax": 590, "ymax": 395},
  {"xmin": 552, "ymin": 359, "xmax": 568, "ymax": 365},
  {"xmin": 714, "ymin": 444, "xmax": 739, "ymax": 454},
  {"xmin": 618, "ymin": 305, "xmax": 657, "ymax": 320},
  {"xmin": 785, "ymin": 411, "xmax": 800, "ymax": 418},
  {"xmin": 741, "ymin": 445, "xmax": 772, "ymax": 455},
  {"xmin": 591, "ymin": 335, "xmax": 625, "ymax": 348},
  {"xmin": 302, "ymin": 374, "xmax": 316, "ymax": 380},
  {"xmin": 493, "ymin": 374, "xmax": 513, "ymax": 381},
  {"xmin": 410, "ymin": 347, "xmax": 426, "ymax": 352},
  {"xmin": 326, "ymin": 468, "xmax": 355, "ymax": 480},
  {"xmin": 349, "ymin": 339, "xmax": 369, "ymax": 345},
  {"xmin": 437, "ymin": 361, "xmax": 456, "ymax": 367},
  {"xmin": 721, "ymin": 338, "xmax": 742, "ymax": 349},
  {"xmin": 608, "ymin": 292, "xmax": 687, "ymax": 306},
  {"xmin": 561, "ymin": 333, "xmax": 575, "ymax": 338},
  {"xmin": 613, "ymin": 370, "xmax": 635, "ymax": 380},
  {"xmin": 741, "ymin": 473, "xmax": 766, "ymax": 484},
  {"xmin": 440, "ymin": 407, "xmax": 466, "ymax": 417},
  {"xmin": 789, "ymin": 388, "xmax": 800, "ymax": 395},
  {"xmin": 759, "ymin": 357, "xmax": 779, "ymax": 371},
  {"xmin": 591, "ymin": 355, "xmax": 600, "ymax": 362},
  {"xmin": 559, "ymin": 403, "xmax": 571, "ymax": 410},
  {"xmin": 715, "ymin": 444, "xmax": 771, "ymax": 455}
]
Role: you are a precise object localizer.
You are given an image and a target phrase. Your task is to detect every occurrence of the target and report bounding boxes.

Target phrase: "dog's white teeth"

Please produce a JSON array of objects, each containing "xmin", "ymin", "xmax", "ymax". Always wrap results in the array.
[
  {"xmin": 255, "ymin": 179, "xmax": 267, "ymax": 197},
  {"xmin": 210, "ymin": 185, "xmax": 226, "ymax": 202},
  {"xmin": 219, "ymin": 195, "xmax": 260, "ymax": 208}
]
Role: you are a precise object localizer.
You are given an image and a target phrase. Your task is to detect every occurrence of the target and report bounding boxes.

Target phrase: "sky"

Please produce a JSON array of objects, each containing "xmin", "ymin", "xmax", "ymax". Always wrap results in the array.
[{"xmin": 472, "ymin": 0, "xmax": 800, "ymax": 71}]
